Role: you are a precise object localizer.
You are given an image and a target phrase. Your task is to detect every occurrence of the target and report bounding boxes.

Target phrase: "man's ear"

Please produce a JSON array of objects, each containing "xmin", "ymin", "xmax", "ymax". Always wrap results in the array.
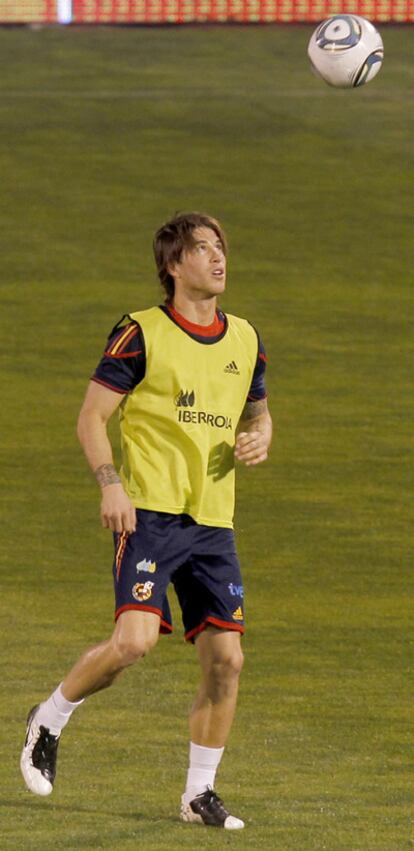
[{"xmin": 167, "ymin": 260, "xmax": 179, "ymax": 281}]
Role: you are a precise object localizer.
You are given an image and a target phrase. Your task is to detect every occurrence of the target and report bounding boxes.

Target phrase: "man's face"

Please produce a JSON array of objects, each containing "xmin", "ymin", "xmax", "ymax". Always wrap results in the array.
[{"xmin": 169, "ymin": 226, "xmax": 226, "ymax": 299}]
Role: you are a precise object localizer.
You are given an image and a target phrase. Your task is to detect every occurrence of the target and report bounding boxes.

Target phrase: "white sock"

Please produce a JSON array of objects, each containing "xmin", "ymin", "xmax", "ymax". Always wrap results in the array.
[
  {"xmin": 36, "ymin": 684, "xmax": 84, "ymax": 736},
  {"xmin": 183, "ymin": 742, "xmax": 224, "ymax": 804}
]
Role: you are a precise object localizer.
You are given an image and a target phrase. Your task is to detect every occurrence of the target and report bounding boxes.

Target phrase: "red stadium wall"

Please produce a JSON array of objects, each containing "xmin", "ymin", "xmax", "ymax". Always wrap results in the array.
[
  {"xmin": 0, "ymin": 1, "xmax": 55, "ymax": 21},
  {"xmin": 72, "ymin": 0, "xmax": 414, "ymax": 22},
  {"xmin": 0, "ymin": 0, "xmax": 413, "ymax": 23}
]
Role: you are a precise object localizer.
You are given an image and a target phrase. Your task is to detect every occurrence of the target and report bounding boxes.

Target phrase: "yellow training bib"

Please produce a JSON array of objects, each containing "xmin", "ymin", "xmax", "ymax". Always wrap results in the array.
[{"xmin": 119, "ymin": 307, "xmax": 258, "ymax": 528}]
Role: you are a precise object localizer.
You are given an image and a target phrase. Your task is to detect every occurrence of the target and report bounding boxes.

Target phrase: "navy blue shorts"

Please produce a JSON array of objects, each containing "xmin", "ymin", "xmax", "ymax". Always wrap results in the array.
[{"xmin": 113, "ymin": 510, "xmax": 244, "ymax": 642}]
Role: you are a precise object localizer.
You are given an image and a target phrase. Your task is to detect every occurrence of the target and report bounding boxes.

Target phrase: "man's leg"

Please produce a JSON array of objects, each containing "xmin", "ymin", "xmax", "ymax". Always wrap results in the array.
[
  {"xmin": 61, "ymin": 609, "xmax": 161, "ymax": 701},
  {"xmin": 181, "ymin": 626, "xmax": 245, "ymax": 830},
  {"xmin": 20, "ymin": 610, "xmax": 160, "ymax": 796},
  {"xmin": 190, "ymin": 627, "xmax": 243, "ymax": 747}
]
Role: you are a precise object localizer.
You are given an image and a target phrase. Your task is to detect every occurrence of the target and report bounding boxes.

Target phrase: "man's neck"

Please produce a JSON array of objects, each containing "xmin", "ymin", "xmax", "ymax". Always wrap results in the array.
[{"xmin": 171, "ymin": 296, "xmax": 217, "ymax": 327}]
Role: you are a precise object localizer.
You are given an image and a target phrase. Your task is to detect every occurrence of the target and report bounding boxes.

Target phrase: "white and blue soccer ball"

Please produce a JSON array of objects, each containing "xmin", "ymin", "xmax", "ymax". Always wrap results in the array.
[{"xmin": 308, "ymin": 15, "xmax": 384, "ymax": 88}]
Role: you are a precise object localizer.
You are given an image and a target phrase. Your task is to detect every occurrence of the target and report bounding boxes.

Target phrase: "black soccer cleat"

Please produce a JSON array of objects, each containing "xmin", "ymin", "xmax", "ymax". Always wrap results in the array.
[
  {"xmin": 180, "ymin": 787, "xmax": 244, "ymax": 829},
  {"xmin": 20, "ymin": 705, "xmax": 60, "ymax": 796}
]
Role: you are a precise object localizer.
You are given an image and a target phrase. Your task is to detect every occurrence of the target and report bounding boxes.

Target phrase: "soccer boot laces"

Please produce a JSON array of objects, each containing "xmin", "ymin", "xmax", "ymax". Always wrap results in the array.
[
  {"xmin": 20, "ymin": 705, "xmax": 60, "ymax": 796},
  {"xmin": 180, "ymin": 786, "xmax": 244, "ymax": 829}
]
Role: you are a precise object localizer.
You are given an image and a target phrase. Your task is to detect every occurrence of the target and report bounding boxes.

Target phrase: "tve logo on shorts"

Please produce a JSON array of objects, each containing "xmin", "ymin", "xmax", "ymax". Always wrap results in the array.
[
  {"xmin": 228, "ymin": 583, "xmax": 244, "ymax": 598},
  {"xmin": 136, "ymin": 558, "xmax": 157, "ymax": 574}
]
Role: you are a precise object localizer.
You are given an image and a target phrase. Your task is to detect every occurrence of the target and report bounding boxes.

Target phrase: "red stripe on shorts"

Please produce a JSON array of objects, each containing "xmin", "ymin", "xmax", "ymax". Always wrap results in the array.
[
  {"xmin": 115, "ymin": 532, "xmax": 129, "ymax": 580},
  {"xmin": 185, "ymin": 616, "xmax": 245, "ymax": 643},
  {"xmin": 114, "ymin": 603, "xmax": 172, "ymax": 634}
]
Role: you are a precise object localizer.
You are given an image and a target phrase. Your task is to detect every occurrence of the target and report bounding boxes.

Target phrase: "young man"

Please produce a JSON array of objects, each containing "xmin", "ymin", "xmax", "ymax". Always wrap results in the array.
[{"xmin": 20, "ymin": 212, "xmax": 272, "ymax": 830}]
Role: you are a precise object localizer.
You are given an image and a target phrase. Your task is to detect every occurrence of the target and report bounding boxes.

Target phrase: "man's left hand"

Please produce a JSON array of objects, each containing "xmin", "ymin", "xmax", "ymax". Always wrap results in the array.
[{"xmin": 234, "ymin": 431, "xmax": 269, "ymax": 466}]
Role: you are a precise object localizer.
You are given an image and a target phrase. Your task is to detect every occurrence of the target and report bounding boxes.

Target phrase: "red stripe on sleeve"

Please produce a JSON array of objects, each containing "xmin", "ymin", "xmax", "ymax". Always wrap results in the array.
[
  {"xmin": 106, "ymin": 325, "xmax": 131, "ymax": 352},
  {"xmin": 105, "ymin": 349, "xmax": 143, "ymax": 360},
  {"xmin": 105, "ymin": 324, "xmax": 139, "ymax": 357},
  {"xmin": 91, "ymin": 377, "xmax": 129, "ymax": 395},
  {"xmin": 247, "ymin": 392, "xmax": 268, "ymax": 402}
]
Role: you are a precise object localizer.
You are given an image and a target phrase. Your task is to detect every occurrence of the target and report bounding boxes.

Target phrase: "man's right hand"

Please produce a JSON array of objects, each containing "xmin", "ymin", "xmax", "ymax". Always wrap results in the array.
[
  {"xmin": 76, "ymin": 384, "xmax": 137, "ymax": 534},
  {"xmin": 100, "ymin": 483, "xmax": 137, "ymax": 533}
]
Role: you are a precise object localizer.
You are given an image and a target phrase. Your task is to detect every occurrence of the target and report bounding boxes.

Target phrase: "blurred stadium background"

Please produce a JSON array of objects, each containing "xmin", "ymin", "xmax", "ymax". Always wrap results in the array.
[
  {"xmin": 1, "ymin": 1, "xmax": 413, "ymax": 849},
  {"xmin": 1, "ymin": 0, "xmax": 414, "ymax": 22}
]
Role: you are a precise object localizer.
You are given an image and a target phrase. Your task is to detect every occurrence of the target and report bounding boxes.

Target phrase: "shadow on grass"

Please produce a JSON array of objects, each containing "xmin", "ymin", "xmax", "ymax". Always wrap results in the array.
[{"xmin": 0, "ymin": 797, "xmax": 179, "ymax": 825}]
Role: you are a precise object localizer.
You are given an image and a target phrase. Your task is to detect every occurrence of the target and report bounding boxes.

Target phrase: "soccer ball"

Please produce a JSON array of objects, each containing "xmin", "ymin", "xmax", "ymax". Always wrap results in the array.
[{"xmin": 308, "ymin": 15, "xmax": 384, "ymax": 88}]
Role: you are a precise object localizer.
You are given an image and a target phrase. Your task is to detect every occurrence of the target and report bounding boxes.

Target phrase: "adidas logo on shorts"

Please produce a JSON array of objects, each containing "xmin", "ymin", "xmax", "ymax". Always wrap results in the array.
[{"xmin": 232, "ymin": 607, "xmax": 243, "ymax": 621}]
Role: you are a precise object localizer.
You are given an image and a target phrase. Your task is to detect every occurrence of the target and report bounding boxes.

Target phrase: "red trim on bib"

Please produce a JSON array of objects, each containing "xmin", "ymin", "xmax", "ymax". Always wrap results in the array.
[{"xmin": 167, "ymin": 305, "xmax": 224, "ymax": 337}]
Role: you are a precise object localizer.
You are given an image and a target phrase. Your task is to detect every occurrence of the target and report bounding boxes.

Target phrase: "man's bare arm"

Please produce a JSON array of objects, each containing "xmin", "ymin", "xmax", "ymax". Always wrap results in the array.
[
  {"xmin": 235, "ymin": 398, "xmax": 273, "ymax": 467},
  {"xmin": 77, "ymin": 382, "xmax": 136, "ymax": 533},
  {"xmin": 94, "ymin": 463, "xmax": 121, "ymax": 487}
]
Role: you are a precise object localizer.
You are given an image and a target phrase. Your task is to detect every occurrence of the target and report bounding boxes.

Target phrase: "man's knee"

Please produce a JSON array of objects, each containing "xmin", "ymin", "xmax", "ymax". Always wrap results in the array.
[
  {"xmin": 111, "ymin": 632, "xmax": 156, "ymax": 667},
  {"xmin": 220, "ymin": 645, "xmax": 244, "ymax": 678},
  {"xmin": 207, "ymin": 641, "xmax": 244, "ymax": 689},
  {"xmin": 110, "ymin": 613, "xmax": 160, "ymax": 668}
]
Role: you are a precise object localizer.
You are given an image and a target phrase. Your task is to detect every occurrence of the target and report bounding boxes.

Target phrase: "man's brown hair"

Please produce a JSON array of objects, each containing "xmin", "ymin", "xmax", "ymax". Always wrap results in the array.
[{"xmin": 153, "ymin": 212, "xmax": 227, "ymax": 302}]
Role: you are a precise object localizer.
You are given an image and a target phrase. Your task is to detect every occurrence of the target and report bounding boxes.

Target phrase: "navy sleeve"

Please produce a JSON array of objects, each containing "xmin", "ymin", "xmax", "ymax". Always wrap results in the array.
[
  {"xmin": 91, "ymin": 319, "xmax": 146, "ymax": 395},
  {"xmin": 247, "ymin": 335, "xmax": 267, "ymax": 402}
]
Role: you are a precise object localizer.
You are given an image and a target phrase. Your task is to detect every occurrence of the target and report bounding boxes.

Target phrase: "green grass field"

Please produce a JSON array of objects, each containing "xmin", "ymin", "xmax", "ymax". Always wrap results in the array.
[{"xmin": 0, "ymin": 22, "xmax": 413, "ymax": 850}]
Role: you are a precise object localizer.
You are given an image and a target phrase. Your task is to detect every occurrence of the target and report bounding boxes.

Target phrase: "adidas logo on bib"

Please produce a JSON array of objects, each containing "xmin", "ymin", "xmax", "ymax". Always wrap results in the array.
[{"xmin": 224, "ymin": 361, "xmax": 240, "ymax": 375}]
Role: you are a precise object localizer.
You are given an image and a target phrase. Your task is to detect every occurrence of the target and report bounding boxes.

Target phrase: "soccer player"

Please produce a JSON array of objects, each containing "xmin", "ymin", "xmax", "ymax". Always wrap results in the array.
[{"xmin": 20, "ymin": 212, "xmax": 272, "ymax": 829}]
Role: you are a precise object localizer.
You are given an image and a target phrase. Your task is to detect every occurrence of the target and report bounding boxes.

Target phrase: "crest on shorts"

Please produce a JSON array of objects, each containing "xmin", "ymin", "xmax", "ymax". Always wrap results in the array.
[{"xmin": 132, "ymin": 581, "xmax": 154, "ymax": 602}]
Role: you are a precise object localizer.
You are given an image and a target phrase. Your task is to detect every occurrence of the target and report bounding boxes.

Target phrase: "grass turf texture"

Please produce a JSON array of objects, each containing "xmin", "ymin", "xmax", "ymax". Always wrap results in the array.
[{"xmin": 1, "ymin": 22, "xmax": 413, "ymax": 850}]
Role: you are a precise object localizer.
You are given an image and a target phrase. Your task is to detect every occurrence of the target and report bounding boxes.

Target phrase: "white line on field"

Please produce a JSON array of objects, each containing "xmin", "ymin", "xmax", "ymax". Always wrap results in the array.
[
  {"xmin": 0, "ymin": 88, "xmax": 393, "ymax": 100},
  {"xmin": 0, "ymin": 88, "xmax": 340, "ymax": 99}
]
